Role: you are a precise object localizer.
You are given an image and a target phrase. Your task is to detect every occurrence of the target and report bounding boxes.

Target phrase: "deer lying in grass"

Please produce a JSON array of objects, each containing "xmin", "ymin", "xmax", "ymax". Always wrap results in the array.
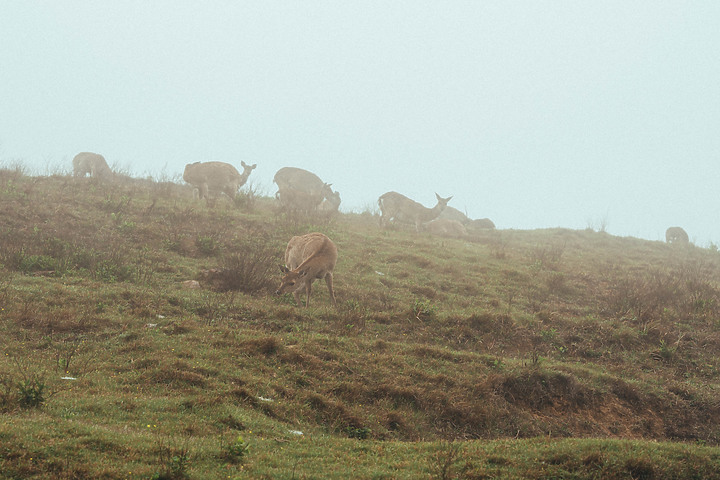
[
  {"xmin": 440, "ymin": 206, "xmax": 496, "ymax": 231},
  {"xmin": 274, "ymin": 167, "xmax": 341, "ymax": 213},
  {"xmin": 422, "ymin": 218, "xmax": 468, "ymax": 238},
  {"xmin": 72, "ymin": 152, "xmax": 113, "ymax": 178},
  {"xmin": 439, "ymin": 205, "xmax": 471, "ymax": 224},
  {"xmin": 183, "ymin": 160, "xmax": 256, "ymax": 201},
  {"xmin": 666, "ymin": 226, "xmax": 689, "ymax": 244},
  {"xmin": 468, "ymin": 218, "xmax": 495, "ymax": 230},
  {"xmin": 276, "ymin": 232, "xmax": 337, "ymax": 308},
  {"xmin": 378, "ymin": 192, "xmax": 452, "ymax": 231}
]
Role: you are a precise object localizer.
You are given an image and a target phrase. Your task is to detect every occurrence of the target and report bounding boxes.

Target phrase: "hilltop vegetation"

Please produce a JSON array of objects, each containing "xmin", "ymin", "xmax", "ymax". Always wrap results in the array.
[{"xmin": 2, "ymin": 166, "xmax": 720, "ymax": 479}]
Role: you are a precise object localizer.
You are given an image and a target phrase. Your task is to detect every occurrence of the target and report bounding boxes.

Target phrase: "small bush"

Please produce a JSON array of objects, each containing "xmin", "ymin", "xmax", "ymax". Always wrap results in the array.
[
  {"xmin": 93, "ymin": 259, "xmax": 134, "ymax": 283},
  {"xmin": 427, "ymin": 441, "xmax": 464, "ymax": 480},
  {"xmin": 233, "ymin": 182, "xmax": 262, "ymax": 212},
  {"xmin": 18, "ymin": 253, "xmax": 57, "ymax": 274},
  {"xmin": 412, "ymin": 299, "xmax": 437, "ymax": 321},
  {"xmin": 346, "ymin": 426, "xmax": 372, "ymax": 440},
  {"xmin": 530, "ymin": 242, "xmax": 565, "ymax": 270},
  {"xmin": 17, "ymin": 375, "xmax": 46, "ymax": 409},
  {"xmin": 210, "ymin": 236, "xmax": 277, "ymax": 293},
  {"xmin": 223, "ymin": 435, "xmax": 250, "ymax": 464},
  {"xmin": 153, "ymin": 442, "xmax": 191, "ymax": 480},
  {"xmin": 196, "ymin": 235, "xmax": 219, "ymax": 256}
]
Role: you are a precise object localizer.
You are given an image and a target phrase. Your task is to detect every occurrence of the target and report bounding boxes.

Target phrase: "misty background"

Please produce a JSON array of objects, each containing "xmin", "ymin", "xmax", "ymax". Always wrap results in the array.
[{"xmin": 2, "ymin": 2, "xmax": 719, "ymax": 245}]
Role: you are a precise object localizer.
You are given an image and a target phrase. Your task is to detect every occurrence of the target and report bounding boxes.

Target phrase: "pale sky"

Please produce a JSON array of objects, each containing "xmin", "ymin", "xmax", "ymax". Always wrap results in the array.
[{"xmin": 2, "ymin": 2, "xmax": 719, "ymax": 244}]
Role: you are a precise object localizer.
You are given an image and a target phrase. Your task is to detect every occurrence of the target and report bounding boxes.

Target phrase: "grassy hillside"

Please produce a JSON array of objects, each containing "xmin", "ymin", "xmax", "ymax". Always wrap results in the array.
[{"xmin": 2, "ymin": 166, "xmax": 720, "ymax": 479}]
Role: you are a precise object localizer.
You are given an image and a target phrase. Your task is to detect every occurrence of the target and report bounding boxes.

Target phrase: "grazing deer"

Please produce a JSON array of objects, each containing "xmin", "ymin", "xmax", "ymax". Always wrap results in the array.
[
  {"xmin": 666, "ymin": 226, "xmax": 689, "ymax": 245},
  {"xmin": 183, "ymin": 160, "xmax": 256, "ymax": 201},
  {"xmin": 273, "ymin": 167, "xmax": 341, "ymax": 212},
  {"xmin": 276, "ymin": 232, "xmax": 338, "ymax": 308},
  {"xmin": 317, "ymin": 194, "xmax": 342, "ymax": 218},
  {"xmin": 378, "ymin": 192, "xmax": 452, "ymax": 231},
  {"xmin": 318, "ymin": 189, "xmax": 342, "ymax": 214},
  {"xmin": 276, "ymin": 187, "xmax": 325, "ymax": 213},
  {"xmin": 72, "ymin": 152, "xmax": 113, "ymax": 178}
]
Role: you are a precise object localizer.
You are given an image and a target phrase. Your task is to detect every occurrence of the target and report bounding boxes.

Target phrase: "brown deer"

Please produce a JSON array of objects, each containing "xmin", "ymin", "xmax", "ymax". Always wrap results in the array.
[
  {"xmin": 468, "ymin": 218, "xmax": 496, "ymax": 230},
  {"xmin": 276, "ymin": 188, "xmax": 325, "ymax": 213},
  {"xmin": 378, "ymin": 192, "xmax": 452, "ymax": 231},
  {"xmin": 439, "ymin": 205, "xmax": 496, "ymax": 231},
  {"xmin": 665, "ymin": 226, "xmax": 689, "ymax": 245},
  {"xmin": 422, "ymin": 218, "xmax": 468, "ymax": 238},
  {"xmin": 276, "ymin": 232, "xmax": 338, "ymax": 308},
  {"xmin": 183, "ymin": 160, "xmax": 256, "ymax": 201},
  {"xmin": 439, "ymin": 205, "xmax": 471, "ymax": 224},
  {"xmin": 72, "ymin": 152, "xmax": 113, "ymax": 178},
  {"xmin": 273, "ymin": 167, "xmax": 341, "ymax": 212}
]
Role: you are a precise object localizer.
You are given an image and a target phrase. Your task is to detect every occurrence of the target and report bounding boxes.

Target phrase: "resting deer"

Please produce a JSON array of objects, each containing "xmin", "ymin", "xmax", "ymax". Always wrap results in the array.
[
  {"xmin": 439, "ymin": 206, "xmax": 471, "ymax": 224},
  {"xmin": 183, "ymin": 160, "xmax": 256, "ymax": 201},
  {"xmin": 440, "ymin": 206, "xmax": 495, "ymax": 231},
  {"xmin": 72, "ymin": 152, "xmax": 113, "ymax": 178},
  {"xmin": 468, "ymin": 218, "xmax": 495, "ymax": 230},
  {"xmin": 378, "ymin": 192, "xmax": 452, "ymax": 231},
  {"xmin": 276, "ymin": 232, "xmax": 338, "ymax": 308},
  {"xmin": 422, "ymin": 218, "xmax": 468, "ymax": 238}
]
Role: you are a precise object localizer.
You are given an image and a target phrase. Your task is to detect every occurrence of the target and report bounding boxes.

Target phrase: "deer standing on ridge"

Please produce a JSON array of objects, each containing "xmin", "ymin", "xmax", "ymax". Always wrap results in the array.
[
  {"xmin": 72, "ymin": 152, "xmax": 113, "ymax": 178},
  {"xmin": 665, "ymin": 226, "xmax": 689, "ymax": 245}
]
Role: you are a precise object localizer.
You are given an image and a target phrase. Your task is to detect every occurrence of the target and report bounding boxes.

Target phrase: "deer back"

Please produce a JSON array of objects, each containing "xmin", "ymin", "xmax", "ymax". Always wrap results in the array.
[
  {"xmin": 284, "ymin": 233, "xmax": 337, "ymax": 273},
  {"xmin": 274, "ymin": 167, "xmax": 327, "ymax": 196}
]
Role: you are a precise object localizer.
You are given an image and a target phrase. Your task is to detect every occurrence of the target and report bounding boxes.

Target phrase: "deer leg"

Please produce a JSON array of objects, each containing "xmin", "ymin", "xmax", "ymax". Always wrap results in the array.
[
  {"xmin": 325, "ymin": 273, "xmax": 337, "ymax": 307},
  {"xmin": 304, "ymin": 281, "xmax": 313, "ymax": 308},
  {"xmin": 293, "ymin": 291, "xmax": 302, "ymax": 307}
]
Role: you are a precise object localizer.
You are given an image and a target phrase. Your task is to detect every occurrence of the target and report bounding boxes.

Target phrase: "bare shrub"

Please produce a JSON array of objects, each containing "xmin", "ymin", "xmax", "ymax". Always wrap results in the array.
[
  {"xmin": 205, "ymin": 235, "xmax": 278, "ymax": 293},
  {"xmin": 427, "ymin": 441, "xmax": 464, "ymax": 480},
  {"xmin": 529, "ymin": 242, "xmax": 565, "ymax": 270},
  {"xmin": 233, "ymin": 181, "xmax": 263, "ymax": 212},
  {"xmin": 545, "ymin": 272, "xmax": 572, "ymax": 295}
]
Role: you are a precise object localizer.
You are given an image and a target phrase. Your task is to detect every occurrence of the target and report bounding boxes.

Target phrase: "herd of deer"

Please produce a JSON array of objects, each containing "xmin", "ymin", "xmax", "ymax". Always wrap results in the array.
[
  {"xmin": 72, "ymin": 153, "xmax": 690, "ymax": 308},
  {"xmin": 71, "ymin": 152, "xmax": 486, "ymax": 235}
]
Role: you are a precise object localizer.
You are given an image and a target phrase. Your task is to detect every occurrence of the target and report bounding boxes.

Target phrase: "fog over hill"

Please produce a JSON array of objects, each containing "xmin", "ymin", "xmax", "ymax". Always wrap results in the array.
[{"xmin": 2, "ymin": 2, "xmax": 720, "ymax": 244}]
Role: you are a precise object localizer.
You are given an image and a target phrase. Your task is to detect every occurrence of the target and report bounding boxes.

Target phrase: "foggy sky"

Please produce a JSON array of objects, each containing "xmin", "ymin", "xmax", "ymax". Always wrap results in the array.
[{"xmin": 2, "ymin": 2, "xmax": 720, "ymax": 245}]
